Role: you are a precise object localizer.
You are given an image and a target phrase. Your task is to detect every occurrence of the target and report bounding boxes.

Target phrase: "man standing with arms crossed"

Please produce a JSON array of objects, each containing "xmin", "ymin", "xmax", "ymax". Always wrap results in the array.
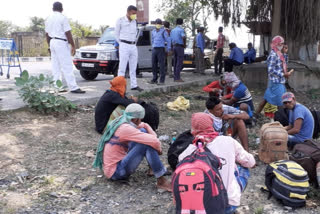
[
  {"xmin": 115, "ymin": 5, "xmax": 143, "ymax": 92},
  {"xmin": 171, "ymin": 18, "xmax": 186, "ymax": 82},
  {"xmin": 214, "ymin": 26, "xmax": 225, "ymax": 75},
  {"xmin": 45, "ymin": 2, "xmax": 85, "ymax": 93}
]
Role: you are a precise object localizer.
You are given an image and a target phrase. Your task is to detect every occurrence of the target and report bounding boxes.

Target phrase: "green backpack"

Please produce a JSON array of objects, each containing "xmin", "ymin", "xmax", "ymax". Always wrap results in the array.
[{"xmin": 265, "ymin": 160, "xmax": 310, "ymax": 208}]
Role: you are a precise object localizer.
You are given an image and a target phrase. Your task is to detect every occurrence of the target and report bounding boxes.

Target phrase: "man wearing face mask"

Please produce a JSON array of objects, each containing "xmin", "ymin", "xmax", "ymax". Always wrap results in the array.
[
  {"xmin": 149, "ymin": 19, "xmax": 171, "ymax": 85},
  {"xmin": 115, "ymin": 5, "xmax": 143, "ymax": 92}
]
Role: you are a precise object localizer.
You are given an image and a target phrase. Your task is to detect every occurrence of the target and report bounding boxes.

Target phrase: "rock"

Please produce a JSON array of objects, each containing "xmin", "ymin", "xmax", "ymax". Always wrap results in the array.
[
  {"xmin": 159, "ymin": 135, "xmax": 170, "ymax": 142},
  {"xmin": 283, "ymin": 206, "xmax": 293, "ymax": 211},
  {"xmin": 86, "ymin": 150, "xmax": 95, "ymax": 158},
  {"xmin": 49, "ymin": 192, "xmax": 59, "ymax": 198}
]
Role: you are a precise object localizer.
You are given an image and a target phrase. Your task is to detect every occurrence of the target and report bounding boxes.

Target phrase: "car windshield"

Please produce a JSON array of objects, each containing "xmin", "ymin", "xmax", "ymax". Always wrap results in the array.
[
  {"xmin": 186, "ymin": 39, "xmax": 194, "ymax": 49},
  {"xmin": 98, "ymin": 28, "xmax": 116, "ymax": 44}
]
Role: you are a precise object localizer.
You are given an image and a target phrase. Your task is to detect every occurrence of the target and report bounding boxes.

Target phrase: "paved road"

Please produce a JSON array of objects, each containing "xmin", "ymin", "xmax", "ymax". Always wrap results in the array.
[{"xmin": 0, "ymin": 61, "xmax": 214, "ymax": 111}]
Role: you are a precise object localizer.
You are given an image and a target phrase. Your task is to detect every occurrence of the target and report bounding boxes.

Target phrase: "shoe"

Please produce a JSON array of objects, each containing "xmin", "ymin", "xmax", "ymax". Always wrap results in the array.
[
  {"xmin": 58, "ymin": 88, "xmax": 68, "ymax": 93},
  {"xmin": 70, "ymin": 88, "xmax": 86, "ymax": 94},
  {"xmin": 174, "ymin": 79, "xmax": 184, "ymax": 82},
  {"xmin": 148, "ymin": 80, "xmax": 157, "ymax": 84},
  {"xmin": 131, "ymin": 87, "xmax": 144, "ymax": 92},
  {"xmin": 169, "ymin": 75, "xmax": 174, "ymax": 78},
  {"xmin": 157, "ymin": 82, "xmax": 165, "ymax": 85}
]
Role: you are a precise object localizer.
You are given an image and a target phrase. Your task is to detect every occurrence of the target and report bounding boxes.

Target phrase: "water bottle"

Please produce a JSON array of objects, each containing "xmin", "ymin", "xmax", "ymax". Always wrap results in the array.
[
  {"xmin": 171, "ymin": 137, "xmax": 176, "ymax": 144},
  {"xmin": 316, "ymin": 162, "xmax": 320, "ymax": 187}
]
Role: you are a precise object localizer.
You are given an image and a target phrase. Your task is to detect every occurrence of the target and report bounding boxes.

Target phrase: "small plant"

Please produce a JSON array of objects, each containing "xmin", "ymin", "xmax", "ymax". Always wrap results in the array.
[
  {"xmin": 15, "ymin": 70, "xmax": 76, "ymax": 113},
  {"xmin": 254, "ymin": 207, "xmax": 264, "ymax": 214}
]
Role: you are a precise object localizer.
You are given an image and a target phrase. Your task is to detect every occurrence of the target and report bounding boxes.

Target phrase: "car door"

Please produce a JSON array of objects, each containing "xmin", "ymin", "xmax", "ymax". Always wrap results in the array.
[{"xmin": 136, "ymin": 30, "xmax": 152, "ymax": 69}]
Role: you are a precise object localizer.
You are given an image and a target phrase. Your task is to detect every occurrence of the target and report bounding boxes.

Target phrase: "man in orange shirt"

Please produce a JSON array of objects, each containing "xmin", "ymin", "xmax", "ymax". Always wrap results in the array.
[
  {"xmin": 214, "ymin": 27, "xmax": 225, "ymax": 75},
  {"xmin": 93, "ymin": 103, "xmax": 171, "ymax": 192}
]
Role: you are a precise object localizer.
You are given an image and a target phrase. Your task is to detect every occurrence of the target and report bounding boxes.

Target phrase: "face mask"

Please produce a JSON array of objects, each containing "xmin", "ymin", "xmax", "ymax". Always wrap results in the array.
[
  {"xmin": 277, "ymin": 45, "xmax": 283, "ymax": 51},
  {"xmin": 156, "ymin": 24, "xmax": 162, "ymax": 29},
  {"xmin": 130, "ymin": 14, "xmax": 137, "ymax": 20}
]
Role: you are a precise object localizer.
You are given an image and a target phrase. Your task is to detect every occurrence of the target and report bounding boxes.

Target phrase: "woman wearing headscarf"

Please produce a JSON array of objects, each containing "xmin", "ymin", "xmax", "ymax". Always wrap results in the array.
[
  {"xmin": 93, "ymin": 103, "xmax": 171, "ymax": 191},
  {"xmin": 94, "ymin": 76, "xmax": 138, "ymax": 134},
  {"xmin": 222, "ymin": 72, "xmax": 254, "ymax": 117},
  {"xmin": 178, "ymin": 113, "xmax": 255, "ymax": 214},
  {"xmin": 256, "ymin": 36, "xmax": 293, "ymax": 115}
]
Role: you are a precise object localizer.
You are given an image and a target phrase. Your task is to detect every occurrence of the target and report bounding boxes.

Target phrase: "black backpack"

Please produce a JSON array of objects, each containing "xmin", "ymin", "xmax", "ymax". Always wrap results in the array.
[
  {"xmin": 167, "ymin": 130, "xmax": 194, "ymax": 170},
  {"xmin": 289, "ymin": 139, "xmax": 320, "ymax": 186},
  {"xmin": 139, "ymin": 101, "xmax": 159, "ymax": 131},
  {"xmin": 172, "ymin": 146, "xmax": 228, "ymax": 214},
  {"xmin": 265, "ymin": 160, "xmax": 309, "ymax": 208}
]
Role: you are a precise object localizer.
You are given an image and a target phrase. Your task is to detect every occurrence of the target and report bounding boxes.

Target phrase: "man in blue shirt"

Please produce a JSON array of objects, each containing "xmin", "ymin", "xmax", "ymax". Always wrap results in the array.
[
  {"xmin": 170, "ymin": 18, "xmax": 186, "ymax": 82},
  {"xmin": 195, "ymin": 27, "xmax": 205, "ymax": 74},
  {"xmin": 149, "ymin": 19, "xmax": 171, "ymax": 85},
  {"xmin": 222, "ymin": 72, "xmax": 254, "ymax": 117},
  {"xmin": 282, "ymin": 92, "xmax": 314, "ymax": 148},
  {"xmin": 224, "ymin": 43, "xmax": 244, "ymax": 72},
  {"xmin": 244, "ymin": 42, "xmax": 256, "ymax": 64}
]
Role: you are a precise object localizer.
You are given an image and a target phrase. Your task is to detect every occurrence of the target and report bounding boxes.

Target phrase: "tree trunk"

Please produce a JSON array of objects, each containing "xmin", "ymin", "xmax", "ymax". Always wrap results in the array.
[{"xmin": 271, "ymin": 0, "xmax": 281, "ymax": 38}]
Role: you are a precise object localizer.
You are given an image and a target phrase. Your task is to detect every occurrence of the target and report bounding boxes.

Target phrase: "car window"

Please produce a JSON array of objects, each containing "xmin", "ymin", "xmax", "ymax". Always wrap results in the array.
[
  {"xmin": 98, "ymin": 28, "xmax": 115, "ymax": 44},
  {"xmin": 137, "ymin": 30, "xmax": 151, "ymax": 46}
]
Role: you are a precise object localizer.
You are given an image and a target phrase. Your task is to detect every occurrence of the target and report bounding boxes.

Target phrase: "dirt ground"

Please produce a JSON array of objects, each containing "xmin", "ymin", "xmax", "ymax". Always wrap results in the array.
[{"xmin": 1, "ymin": 85, "xmax": 320, "ymax": 214}]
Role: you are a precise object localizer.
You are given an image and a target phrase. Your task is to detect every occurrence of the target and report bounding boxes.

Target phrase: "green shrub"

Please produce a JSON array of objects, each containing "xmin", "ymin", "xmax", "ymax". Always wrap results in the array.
[{"xmin": 15, "ymin": 70, "xmax": 76, "ymax": 113}]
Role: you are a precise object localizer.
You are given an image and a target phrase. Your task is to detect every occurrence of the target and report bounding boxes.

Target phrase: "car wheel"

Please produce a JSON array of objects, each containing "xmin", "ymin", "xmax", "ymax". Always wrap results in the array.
[{"xmin": 80, "ymin": 70, "xmax": 98, "ymax": 80}]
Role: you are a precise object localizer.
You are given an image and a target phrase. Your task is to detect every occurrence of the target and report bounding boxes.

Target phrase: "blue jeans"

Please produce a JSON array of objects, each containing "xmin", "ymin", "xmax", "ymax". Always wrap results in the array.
[
  {"xmin": 225, "ymin": 166, "xmax": 250, "ymax": 214},
  {"xmin": 111, "ymin": 128, "xmax": 167, "ymax": 180},
  {"xmin": 288, "ymin": 135, "xmax": 303, "ymax": 148}
]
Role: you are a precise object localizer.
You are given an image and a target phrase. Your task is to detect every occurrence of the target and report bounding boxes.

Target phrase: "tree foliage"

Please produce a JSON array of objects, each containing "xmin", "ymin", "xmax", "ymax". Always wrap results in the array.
[
  {"xmin": 0, "ymin": 20, "xmax": 22, "ymax": 37},
  {"xmin": 159, "ymin": 0, "xmax": 213, "ymax": 36},
  {"xmin": 29, "ymin": 16, "xmax": 45, "ymax": 32}
]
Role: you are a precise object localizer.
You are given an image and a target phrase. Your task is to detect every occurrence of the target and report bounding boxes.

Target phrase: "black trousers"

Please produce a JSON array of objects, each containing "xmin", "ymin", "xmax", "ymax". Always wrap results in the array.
[{"xmin": 152, "ymin": 47, "xmax": 166, "ymax": 83}]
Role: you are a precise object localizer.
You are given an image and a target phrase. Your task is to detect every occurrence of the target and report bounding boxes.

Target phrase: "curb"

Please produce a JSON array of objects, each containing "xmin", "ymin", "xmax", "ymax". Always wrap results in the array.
[
  {"xmin": 20, "ymin": 57, "xmax": 51, "ymax": 62},
  {"xmin": 70, "ymin": 78, "xmax": 209, "ymax": 106}
]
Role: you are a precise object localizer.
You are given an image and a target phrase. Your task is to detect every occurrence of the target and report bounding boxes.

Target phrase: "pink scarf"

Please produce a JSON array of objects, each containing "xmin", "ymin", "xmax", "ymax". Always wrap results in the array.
[
  {"xmin": 271, "ymin": 35, "xmax": 287, "ymax": 72},
  {"xmin": 191, "ymin": 113, "xmax": 219, "ymax": 145}
]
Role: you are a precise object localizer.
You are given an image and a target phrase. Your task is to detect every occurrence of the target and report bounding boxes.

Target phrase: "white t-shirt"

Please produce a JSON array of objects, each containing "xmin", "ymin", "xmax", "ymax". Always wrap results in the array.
[{"xmin": 45, "ymin": 12, "xmax": 71, "ymax": 40}]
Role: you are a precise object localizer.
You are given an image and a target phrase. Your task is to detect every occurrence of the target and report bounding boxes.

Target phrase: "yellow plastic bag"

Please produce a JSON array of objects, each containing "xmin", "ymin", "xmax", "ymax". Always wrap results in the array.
[
  {"xmin": 264, "ymin": 102, "xmax": 278, "ymax": 113},
  {"xmin": 167, "ymin": 96, "xmax": 190, "ymax": 111}
]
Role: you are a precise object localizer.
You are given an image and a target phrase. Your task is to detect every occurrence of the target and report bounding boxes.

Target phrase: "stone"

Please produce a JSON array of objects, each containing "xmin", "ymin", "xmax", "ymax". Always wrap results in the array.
[{"xmin": 49, "ymin": 192, "xmax": 59, "ymax": 198}]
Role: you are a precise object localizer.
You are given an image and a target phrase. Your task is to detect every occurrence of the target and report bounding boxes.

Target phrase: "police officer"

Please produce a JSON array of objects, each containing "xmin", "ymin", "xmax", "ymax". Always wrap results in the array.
[
  {"xmin": 171, "ymin": 18, "xmax": 186, "ymax": 82},
  {"xmin": 45, "ymin": 2, "xmax": 85, "ymax": 93},
  {"xmin": 115, "ymin": 5, "xmax": 143, "ymax": 92},
  {"xmin": 149, "ymin": 19, "xmax": 171, "ymax": 85},
  {"xmin": 195, "ymin": 27, "xmax": 205, "ymax": 74}
]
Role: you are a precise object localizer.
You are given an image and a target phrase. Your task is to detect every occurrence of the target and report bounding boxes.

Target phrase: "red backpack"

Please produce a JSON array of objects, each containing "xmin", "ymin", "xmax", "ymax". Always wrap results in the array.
[{"xmin": 172, "ymin": 145, "xmax": 228, "ymax": 214}]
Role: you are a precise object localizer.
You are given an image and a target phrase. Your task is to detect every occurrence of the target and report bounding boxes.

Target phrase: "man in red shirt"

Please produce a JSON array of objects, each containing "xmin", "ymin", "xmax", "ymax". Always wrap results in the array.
[
  {"xmin": 203, "ymin": 75, "xmax": 232, "ymax": 99},
  {"xmin": 214, "ymin": 27, "xmax": 225, "ymax": 75}
]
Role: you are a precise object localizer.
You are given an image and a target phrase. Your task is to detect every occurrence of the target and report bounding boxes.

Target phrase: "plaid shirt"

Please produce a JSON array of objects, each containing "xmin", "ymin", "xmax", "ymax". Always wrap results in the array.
[{"xmin": 267, "ymin": 50, "xmax": 285, "ymax": 84}]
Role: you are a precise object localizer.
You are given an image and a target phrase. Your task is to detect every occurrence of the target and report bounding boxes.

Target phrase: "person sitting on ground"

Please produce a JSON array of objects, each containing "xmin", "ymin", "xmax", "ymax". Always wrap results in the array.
[
  {"xmin": 221, "ymin": 72, "xmax": 254, "ymax": 117},
  {"xmin": 243, "ymin": 42, "xmax": 256, "ymax": 64},
  {"xmin": 93, "ymin": 103, "xmax": 172, "ymax": 192},
  {"xmin": 254, "ymin": 50, "xmax": 269, "ymax": 63},
  {"xmin": 178, "ymin": 113, "xmax": 255, "ymax": 214},
  {"xmin": 202, "ymin": 75, "xmax": 233, "ymax": 99},
  {"xmin": 282, "ymin": 92, "xmax": 314, "ymax": 148},
  {"xmin": 205, "ymin": 96, "xmax": 250, "ymax": 151},
  {"xmin": 224, "ymin": 43, "xmax": 244, "ymax": 72},
  {"xmin": 95, "ymin": 76, "xmax": 138, "ymax": 134}
]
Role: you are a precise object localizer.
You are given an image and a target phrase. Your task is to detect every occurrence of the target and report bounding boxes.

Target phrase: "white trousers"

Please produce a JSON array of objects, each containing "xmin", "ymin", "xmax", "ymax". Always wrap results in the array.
[
  {"xmin": 50, "ymin": 39, "xmax": 79, "ymax": 91},
  {"xmin": 118, "ymin": 42, "xmax": 138, "ymax": 88}
]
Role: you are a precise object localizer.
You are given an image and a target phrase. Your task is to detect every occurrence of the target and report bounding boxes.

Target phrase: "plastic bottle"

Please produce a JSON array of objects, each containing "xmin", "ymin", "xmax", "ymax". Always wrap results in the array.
[
  {"xmin": 316, "ymin": 162, "xmax": 320, "ymax": 186},
  {"xmin": 171, "ymin": 137, "xmax": 176, "ymax": 144},
  {"xmin": 198, "ymin": 142, "xmax": 203, "ymax": 149}
]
